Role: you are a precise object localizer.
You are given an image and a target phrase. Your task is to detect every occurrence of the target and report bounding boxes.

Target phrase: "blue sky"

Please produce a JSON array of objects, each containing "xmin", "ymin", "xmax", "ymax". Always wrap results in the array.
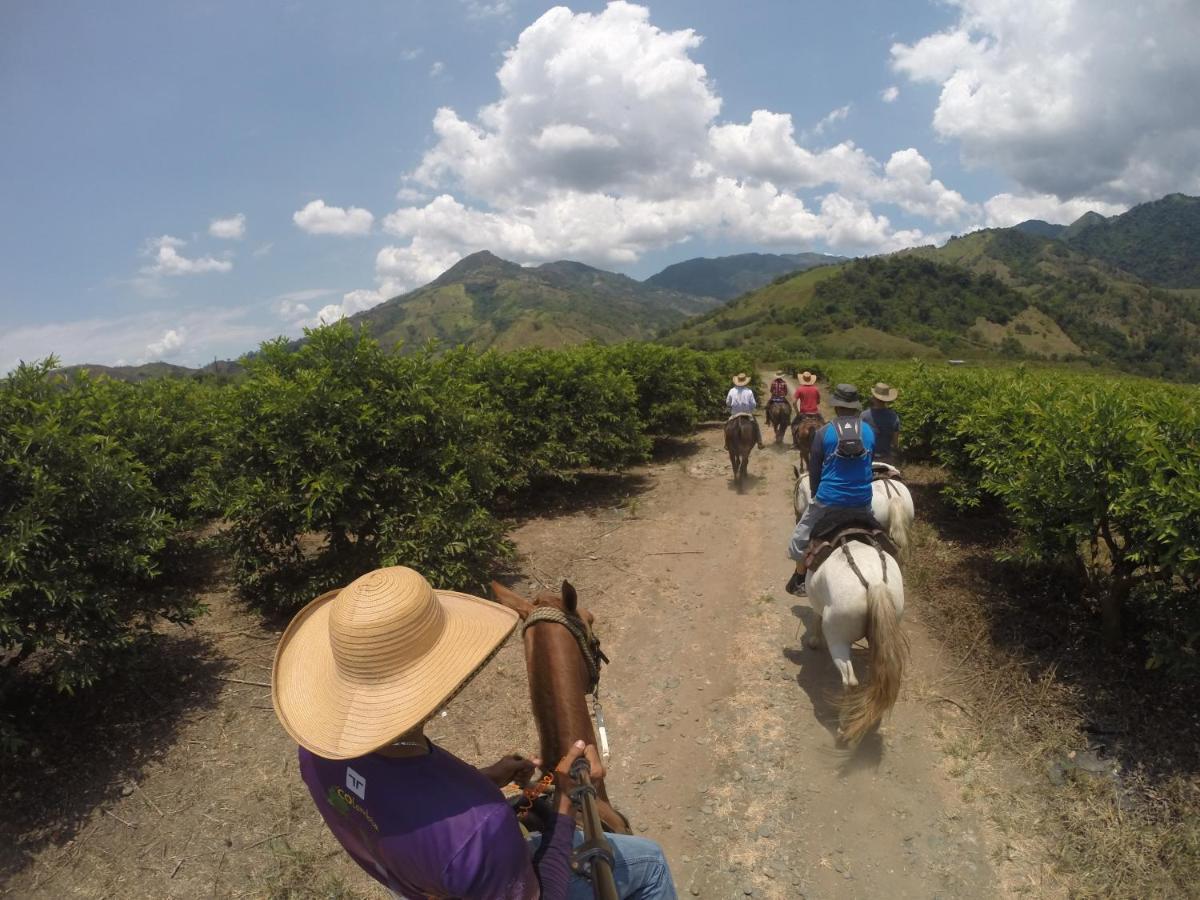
[{"xmin": 2, "ymin": 0, "xmax": 1197, "ymax": 369}]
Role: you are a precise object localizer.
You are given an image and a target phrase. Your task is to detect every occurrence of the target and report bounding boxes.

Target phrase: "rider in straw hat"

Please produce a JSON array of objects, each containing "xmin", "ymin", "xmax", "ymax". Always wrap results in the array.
[
  {"xmin": 793, "ymin": 371, "xmax": 821, "ymax": 420},
  {"xmin": 861, "ymin": 382, "xmax": 901, "ymax": 463},
  {"xmin": 272, "ymin": 566, "xmax": 675, "ymax": 899},
  {"xmin": 726, "ymin": 372, "xmax": 765, "ymax": 449}
]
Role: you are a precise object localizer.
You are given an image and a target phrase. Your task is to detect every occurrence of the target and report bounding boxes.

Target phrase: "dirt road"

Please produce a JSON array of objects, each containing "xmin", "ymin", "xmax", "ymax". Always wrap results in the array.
[
  {"xmin": 495, "ymin": 408, "xmax": 997, "ymax": 898},
  {"xmin": 5, "ymin": 383, "xmax": 1004, "ymax": 899}
]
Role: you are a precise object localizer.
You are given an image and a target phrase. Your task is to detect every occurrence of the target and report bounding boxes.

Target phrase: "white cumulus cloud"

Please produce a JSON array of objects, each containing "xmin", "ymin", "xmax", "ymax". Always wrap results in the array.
[
  {"xmin": 892, "ymin": 0, "xmax": 1200, "ymax": 203},
  {"xmin": 292, "ymin": 200, "xmax": 375, "ymax": 236},
  {"xmin": 146, "ymin": 328, "xmax": 185, "ymax": 359},
  {"xmin": 140, "ymin": 235, "xmax": 233, "ymax": 277},
  {"xmin": 881, "ymin": 85, "xmax": 899, "ymax": 103},
  {"xmin": 209, "ymin": 213, "xmax": 246, "ymax": 239},
  {"xmin": 347, "ymin": 2, "xmax": 979, "ymax": 298}
]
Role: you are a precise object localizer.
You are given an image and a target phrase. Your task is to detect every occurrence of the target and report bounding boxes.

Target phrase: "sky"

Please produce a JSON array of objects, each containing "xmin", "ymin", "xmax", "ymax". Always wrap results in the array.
[{"xmin": 2, "ymin": 0, "xmax": 1198, "ymax": 370}]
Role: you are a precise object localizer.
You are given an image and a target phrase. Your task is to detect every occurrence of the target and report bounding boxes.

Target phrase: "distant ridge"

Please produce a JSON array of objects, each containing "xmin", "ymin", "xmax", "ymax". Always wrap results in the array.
[
  {"xmin": 1013, "ymin": 219, "xmax": 1065, "ymax": 239},
  {"xmin": 644, "ymin": 251, "xmax": 847, "ymax": 301}
]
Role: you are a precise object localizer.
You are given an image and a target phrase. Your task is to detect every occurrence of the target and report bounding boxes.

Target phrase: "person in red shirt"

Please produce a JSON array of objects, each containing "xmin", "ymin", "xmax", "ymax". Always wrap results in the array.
[{"xmin": 794, "ymin": 371, "xmax": 822, "ymax": 417}]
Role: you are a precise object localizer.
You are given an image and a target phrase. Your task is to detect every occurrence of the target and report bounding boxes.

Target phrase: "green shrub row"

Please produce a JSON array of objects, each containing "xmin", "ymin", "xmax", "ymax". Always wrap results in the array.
[
  {"xmin": 1, "ymin": 328, "xmax": 753, "ymax": 708},
  {"xmin": 827, "ymin": 360, "xmax": 1200, "ymax": 670}
]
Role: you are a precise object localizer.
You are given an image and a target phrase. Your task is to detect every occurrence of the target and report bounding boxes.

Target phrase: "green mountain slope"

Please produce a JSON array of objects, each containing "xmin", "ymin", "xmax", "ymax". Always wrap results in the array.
[
  {"xmin": 347, "ymin": 251, "xmax": 722, "ymax": 353},
  {"xmin": 665, "ymin": 226, "xmax": 1200, "ymax": 381},
  {"xmin": 644, "ymin": 251, "xmax": 846, "ymax": 301},
  {"xmin": 1060, "ymin": 194, "xmax": 1200, "ymax": 288}
]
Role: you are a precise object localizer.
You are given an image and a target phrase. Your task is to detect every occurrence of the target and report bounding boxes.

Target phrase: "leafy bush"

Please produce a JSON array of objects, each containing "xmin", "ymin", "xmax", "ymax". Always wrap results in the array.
[
  {"xmin": 215, "ymin": 325, "xmax": 511, "ymax": 610},
  {"xmin": 827, "ymin": 360, "xmax": 1200, "ymax": 659},
  {"xmin": 0, "ymin": 360, "xmax": 198, "ymax": 696}
]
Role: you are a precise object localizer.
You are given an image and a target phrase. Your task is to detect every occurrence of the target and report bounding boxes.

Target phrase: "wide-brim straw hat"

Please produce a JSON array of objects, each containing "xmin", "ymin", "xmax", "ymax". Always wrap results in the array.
[
  {"xmin": 732, "ymin": 373, "xmax": 751, "ymax": 386},
  {"xmin": 774, "ymin": 370, "xmax": 786, "ymax": 377},
  {"xmin": 799, "ymin": 371, "xmax": 817, "ymax": 385},
  {"xmin": 872, "ymin": 382, "xmax": 899, "ymax": 403},
  {"xmin": 829, "ymin": 383, "xmax": 863, "ymax": 410},
  {"xmin": 272, "ymin": 566, "xmax": 518, "ymax": 760}
]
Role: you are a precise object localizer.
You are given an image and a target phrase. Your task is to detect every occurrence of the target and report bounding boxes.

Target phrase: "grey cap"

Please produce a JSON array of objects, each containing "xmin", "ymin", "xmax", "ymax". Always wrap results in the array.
[{"xmin": 829, "ymin": 383, "xmax": 862, "ymax": 410}]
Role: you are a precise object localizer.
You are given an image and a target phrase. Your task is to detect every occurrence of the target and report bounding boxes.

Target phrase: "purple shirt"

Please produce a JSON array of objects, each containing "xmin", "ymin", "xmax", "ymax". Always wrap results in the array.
[{"xmin": 298, "ymin": 743, "xmax": 573, "ymax": 899}]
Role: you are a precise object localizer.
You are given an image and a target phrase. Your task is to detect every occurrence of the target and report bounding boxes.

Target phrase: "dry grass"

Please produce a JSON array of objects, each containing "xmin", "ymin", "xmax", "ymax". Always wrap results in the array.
[
  {"xmin": 262, "ymin": 841, "xmax": 371, "ymax": 900},
  {"xmin": 903, "ymin": 466, "xmax": 1200, "ymax": 899}
]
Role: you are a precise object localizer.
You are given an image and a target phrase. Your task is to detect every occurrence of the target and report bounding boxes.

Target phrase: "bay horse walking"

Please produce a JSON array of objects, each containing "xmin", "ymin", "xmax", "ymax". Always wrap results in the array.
[
  {"xmin": 765, "ymin": 400, "xmax": 792, "ymax": 444},
  {"xmin": 791, "ymin": 414, "xmax": 822, "ymax": 469},
  {"xmin": 491, "ymin": 580, "xmax": 631, "ymax": 834},
  {"xmin": 805, "ymin": 538, "xmax": 908, "ymax": 745},
  {"xmin": 724, "ymin": 415, "xmax": 757, "ymax": 489}
]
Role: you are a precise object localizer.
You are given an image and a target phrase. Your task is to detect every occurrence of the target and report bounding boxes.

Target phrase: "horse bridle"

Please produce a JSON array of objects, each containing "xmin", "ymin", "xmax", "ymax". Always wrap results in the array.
[{"xmin": 522, "ymin": 605, "xmax": 609, "ymax": 695}]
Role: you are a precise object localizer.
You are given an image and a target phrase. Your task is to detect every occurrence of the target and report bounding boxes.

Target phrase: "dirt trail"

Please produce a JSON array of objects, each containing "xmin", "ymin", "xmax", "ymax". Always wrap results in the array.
[
  {"xmin": 4, "ymin": 380, "xmax": 1002, "ymax": 899},
  {"xmin": 503, "ymin": 397, "xmax": 997, "ymax": 897}
]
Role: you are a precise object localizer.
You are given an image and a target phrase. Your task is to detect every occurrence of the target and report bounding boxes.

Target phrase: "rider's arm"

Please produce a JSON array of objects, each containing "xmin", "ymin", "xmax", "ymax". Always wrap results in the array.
[{"xmin": 808, "ymin": 426, "xmax": 825, "ymax": 496}]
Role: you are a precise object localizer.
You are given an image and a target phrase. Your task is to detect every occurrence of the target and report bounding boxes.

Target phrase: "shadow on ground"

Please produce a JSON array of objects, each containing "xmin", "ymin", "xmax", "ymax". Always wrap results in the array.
[
  {"xmin": 0, "ymin": 631, "xmax": 230, "ymax": 883},
  {"xmin": 905, "ymin": 463, "xmax": 1200, "ymax": 783},
  {"xmin": 783, "ymin": 605, "xmax": 883, "ymax": 775}
]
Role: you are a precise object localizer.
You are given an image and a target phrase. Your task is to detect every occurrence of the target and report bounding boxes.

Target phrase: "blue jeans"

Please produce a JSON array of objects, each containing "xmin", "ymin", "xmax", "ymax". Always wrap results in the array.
[
  {"xmin": 527, "ymin": 829, "xmax": 677, "ymax": 899},
  {"xmin": 788, "ymin": 499, "xmax": 874, "ymax": 561}
]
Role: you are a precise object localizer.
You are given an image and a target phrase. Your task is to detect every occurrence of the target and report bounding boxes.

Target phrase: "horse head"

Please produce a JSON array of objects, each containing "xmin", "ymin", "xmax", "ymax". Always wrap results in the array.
[{"xmin": 491, "ymin": 580, "xmax": 605, "ymax": 690}]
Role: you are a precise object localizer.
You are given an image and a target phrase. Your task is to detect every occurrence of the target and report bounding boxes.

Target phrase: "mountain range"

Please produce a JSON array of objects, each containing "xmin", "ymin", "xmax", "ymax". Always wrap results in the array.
[
  {"xmin": 664, "ymin": 194, "xmax": 1200, "ymax": 381},
  {"xmin": 60, "ymin": 193, "xmax": 1200, "ymax": 383}
]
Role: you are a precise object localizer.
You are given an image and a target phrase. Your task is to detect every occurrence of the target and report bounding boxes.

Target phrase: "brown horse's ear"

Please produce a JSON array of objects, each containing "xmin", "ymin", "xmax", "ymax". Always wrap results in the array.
[
  {"xmin": 561, "ymin": 580, "xmax": 578, "ymax": 614},
  {"xmin": 491, "ymin": 581, "xmax": 534, "ymax": 619}
]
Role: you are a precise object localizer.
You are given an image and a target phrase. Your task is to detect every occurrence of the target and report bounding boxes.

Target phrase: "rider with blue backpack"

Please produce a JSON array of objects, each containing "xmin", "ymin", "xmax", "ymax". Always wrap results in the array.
[{"xmin": 785, "ymin": 383, "xmax": 876, "ymax": 596}]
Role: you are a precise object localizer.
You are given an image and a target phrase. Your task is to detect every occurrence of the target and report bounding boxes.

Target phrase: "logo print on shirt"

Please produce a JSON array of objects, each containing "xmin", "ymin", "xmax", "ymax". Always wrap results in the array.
[{"xmin": 345, "ymin": 766, "xmax": 366, "ymax": 800}]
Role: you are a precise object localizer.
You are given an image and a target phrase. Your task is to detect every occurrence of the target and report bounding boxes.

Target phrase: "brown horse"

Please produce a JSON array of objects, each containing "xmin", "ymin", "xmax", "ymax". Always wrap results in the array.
[
  {"xmin": 765, "ymin": 400, "xmax": 792, "ymax": 443},
  {"xmin": 791, "ymin": 414, "xmax": 823, "ymax": 469},
  {"xmin": 491, "ymin": 580, "xmax": 631, "ymax": 835},
  {"xmin": 724, "ymin": 415, "xmax": 757, "ymax": 488}
]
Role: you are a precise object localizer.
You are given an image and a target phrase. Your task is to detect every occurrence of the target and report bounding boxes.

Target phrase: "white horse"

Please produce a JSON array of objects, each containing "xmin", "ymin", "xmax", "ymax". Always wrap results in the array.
[
  {"xmin": 806, "ymin": 541, "xmax": 908, "ymax": 745},
  {"xmin": 792, "ymin": 464, "xmax": 811, "ymax": 521},
  {"xmin": 870, "ymin": 463, "xmax": 914, "ymax": 560}
]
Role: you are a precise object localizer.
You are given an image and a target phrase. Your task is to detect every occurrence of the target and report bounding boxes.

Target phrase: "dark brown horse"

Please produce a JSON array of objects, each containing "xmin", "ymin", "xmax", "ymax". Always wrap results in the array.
[
  {"xmin": 724, "ymin": 415, "xmax": 757, "ymax": 489},
  {"xmin": 765, "ymin": 400, "xmax": 792, "ymax": 443},
  {"xmin": 791, "ymin": 414, "xmax": 823, "ymax": 470},
  {"xmin": 491, "ymin": 580, "xmax": 631, "ymax": 834}
]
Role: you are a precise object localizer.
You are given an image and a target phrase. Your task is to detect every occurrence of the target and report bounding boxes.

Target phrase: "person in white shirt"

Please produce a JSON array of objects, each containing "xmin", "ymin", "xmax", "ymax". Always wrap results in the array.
[{"xmin": 725, "ymin": 373, "xmax": 764, "ymax": 449}]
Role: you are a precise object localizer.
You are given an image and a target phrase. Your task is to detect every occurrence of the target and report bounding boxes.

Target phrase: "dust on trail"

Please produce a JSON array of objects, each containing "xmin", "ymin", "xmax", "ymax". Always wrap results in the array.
[{"xmin": 504, "ymin": 395, "xmax": 998, "ymax": 897}]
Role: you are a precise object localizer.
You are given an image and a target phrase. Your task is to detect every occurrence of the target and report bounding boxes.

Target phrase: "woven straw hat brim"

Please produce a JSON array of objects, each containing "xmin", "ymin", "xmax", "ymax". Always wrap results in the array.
[
  {"xmin": 872, "ymin": 385, "xmax": 898, "ymax": 402},
  {"xmin": 800, "ymin": 372, "xmax": 817, "ymax": 384},
  {"xmin": 272, "ymin": 589, "xmax": 517, "ymax": 760},
  {"xmin": 733, "ymin": 374, "xmax": 751, "ymax": 386}
]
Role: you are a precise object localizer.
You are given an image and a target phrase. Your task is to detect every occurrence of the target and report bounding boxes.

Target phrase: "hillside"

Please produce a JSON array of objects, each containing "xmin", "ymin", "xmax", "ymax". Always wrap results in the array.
[
  {"xmin": 55, "ymin": 359, "xmax": 242, "ymax": 382},
  {"xmin": 665, "ymin": 227, "xmax": 1200, "ymax": 381},
  {"xmin": 913, "ymin": 229, "xmax": 1200, "ymax": 380},
  {"xmin": 346, "ymin": 251, "xmax": 722, "ymax": 352},
  {"xmin": 644, "ymin": 251, "xmax": 846, "ymax": 301},
  {"xmin": 1060, "ymin": 193, "xmax": 1200, "ymax": 288}
]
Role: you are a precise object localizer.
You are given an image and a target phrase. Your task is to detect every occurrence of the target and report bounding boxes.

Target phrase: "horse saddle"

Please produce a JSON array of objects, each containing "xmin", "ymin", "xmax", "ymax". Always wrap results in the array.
[
  {"xmin": 804, "ymin": 508, "xmax": 897, "ymax": 574},
  {"xmin": 768, "ymin": 397, "xmax": 790, "ymax": 405},
  {"xmin": 872, "ymin": 462, "xmax": 902, "ymax": 481}
]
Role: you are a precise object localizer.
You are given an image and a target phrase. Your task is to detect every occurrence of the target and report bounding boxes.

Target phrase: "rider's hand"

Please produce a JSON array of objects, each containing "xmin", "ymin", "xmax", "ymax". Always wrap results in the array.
[
  {"xmin": 479, "ymin": 752, "xmax": 541, "ymax": 787},
  {"xmin": 552, "ymin": 739, "xmax": 605, "ymax": 815}
]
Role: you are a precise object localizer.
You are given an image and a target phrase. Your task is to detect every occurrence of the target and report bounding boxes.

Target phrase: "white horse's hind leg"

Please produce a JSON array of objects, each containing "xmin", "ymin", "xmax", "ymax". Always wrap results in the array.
[{"xmin": 829, "ymin": 642, "xmax": 858, "ymax": 688}]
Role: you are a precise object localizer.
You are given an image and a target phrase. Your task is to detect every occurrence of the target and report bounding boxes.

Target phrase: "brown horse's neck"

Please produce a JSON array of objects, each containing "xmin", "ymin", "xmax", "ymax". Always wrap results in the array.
[
  {"xmin": 523, "ymin": 623, "xmax": 605, "ymax": 795},
  {"xmin": 524, "ymin": 625, "xmax": 596, "ymax": 762}
]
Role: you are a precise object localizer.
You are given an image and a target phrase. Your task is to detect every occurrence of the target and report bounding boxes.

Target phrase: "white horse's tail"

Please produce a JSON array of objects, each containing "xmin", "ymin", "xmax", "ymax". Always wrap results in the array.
[
  {"xmin": 887, "ymin": 492, "xmax": 911, "ymax": 560},
  {"xmin": 839, "ymin": 582, "xmax": 909, "ymax": 745}
]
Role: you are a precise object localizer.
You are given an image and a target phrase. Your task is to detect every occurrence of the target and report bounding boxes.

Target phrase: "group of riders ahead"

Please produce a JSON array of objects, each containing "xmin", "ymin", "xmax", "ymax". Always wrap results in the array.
[
  {"xmin": 724, "ymin": 370, "xmax": 902, "ymax": 596},
  {"xmin": 263, "ymin": 371, "xmax": 902, "ymax": 900}
]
